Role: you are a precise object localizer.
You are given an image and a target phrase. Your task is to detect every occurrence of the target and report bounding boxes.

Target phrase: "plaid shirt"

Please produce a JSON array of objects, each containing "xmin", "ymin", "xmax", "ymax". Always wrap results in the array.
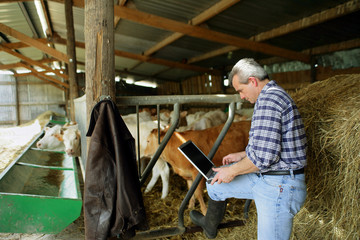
[{"xmin": 246, "ymin": 80, "xmax": 307, "ymax": 171}]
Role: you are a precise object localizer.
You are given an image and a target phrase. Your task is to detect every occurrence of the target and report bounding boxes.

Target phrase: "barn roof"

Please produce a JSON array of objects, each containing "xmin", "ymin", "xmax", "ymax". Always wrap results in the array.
[{"xmin": 0, "ymin": 0, "xmax": 359, "ymax": 86}]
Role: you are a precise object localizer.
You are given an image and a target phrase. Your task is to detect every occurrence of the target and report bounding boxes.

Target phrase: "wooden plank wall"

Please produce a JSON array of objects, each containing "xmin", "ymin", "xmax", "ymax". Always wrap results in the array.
[
  {"xmin": 157, "ymin": 74, "xmax": 223, "ymax": 95},
  {"xmin": 0, "ymin": 75, "xmax": 66, "ymax": 126},
  {"xmin": 271, "ymin": 66, "xmax": 360, "ymax": 93},
  {"xmin": 158, "ymin": 66, "xmax": 360, "ymax": 96}
]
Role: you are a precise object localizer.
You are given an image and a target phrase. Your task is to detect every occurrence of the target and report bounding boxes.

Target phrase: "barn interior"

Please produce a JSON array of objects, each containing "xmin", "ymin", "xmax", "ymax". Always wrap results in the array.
[{"xmin": 0, "ymin": 0, "xmax": 359, "ymax": 239}]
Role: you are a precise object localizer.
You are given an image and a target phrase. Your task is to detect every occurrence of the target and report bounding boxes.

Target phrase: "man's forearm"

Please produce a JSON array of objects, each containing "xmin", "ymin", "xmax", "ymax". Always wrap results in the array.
[{"xmin": 230, "ymin": 156, "xmax": 259, "ymax": 177}]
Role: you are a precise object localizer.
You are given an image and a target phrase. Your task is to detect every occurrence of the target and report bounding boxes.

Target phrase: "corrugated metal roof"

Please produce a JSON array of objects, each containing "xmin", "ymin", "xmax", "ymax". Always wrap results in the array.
[{"xmin": 0, "ymin": 0, "xmax": 359, "ymax": 83}]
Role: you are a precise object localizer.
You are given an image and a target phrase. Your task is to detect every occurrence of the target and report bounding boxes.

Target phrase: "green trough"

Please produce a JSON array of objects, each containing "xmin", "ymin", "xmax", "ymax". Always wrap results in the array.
[{"xmin": 0, "ymin": 117, "xmax": 82, "ymax": 234}]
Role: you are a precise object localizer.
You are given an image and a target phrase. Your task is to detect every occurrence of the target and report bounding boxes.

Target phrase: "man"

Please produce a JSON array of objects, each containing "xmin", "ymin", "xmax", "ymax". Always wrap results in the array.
[{"xmin": 190, "ymin": 58, "xmax": 307, "ymax": 239}]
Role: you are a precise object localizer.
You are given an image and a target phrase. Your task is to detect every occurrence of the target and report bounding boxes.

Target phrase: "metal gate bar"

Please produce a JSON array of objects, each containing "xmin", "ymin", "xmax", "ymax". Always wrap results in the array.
[{"xmin": 116, "ymin": 94, "xmax": 245, "ymax": 239}]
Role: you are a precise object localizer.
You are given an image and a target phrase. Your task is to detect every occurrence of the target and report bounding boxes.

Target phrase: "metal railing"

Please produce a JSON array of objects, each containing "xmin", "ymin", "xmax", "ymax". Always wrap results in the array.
[{"xmin": 116, "ymin": 94, "xmax": 247, "ymax": 239}]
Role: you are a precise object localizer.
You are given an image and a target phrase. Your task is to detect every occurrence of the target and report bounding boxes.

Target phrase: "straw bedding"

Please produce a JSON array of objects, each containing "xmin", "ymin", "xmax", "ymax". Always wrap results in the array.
[{"xmin": 142, "ymin": 74, "xmax": 360, "ymax": 239}]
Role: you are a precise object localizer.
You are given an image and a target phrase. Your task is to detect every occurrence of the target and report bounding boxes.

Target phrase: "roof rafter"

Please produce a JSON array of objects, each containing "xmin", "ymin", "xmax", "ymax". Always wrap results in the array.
[
  {"xmin": 0, "ymin": 23, "xmax": 69, "ymax": 63},
  {"xmin": 189, "ymin": 0, "xmax": 360, "ymax": 64},
  {"xmin": 48, "ymin": 36, "xmax": 221, "ymax": 75},
  {"xmin": 114, "ymin": 5, "xmax": 310, "ymax": 63},
  {"xmin": 144, "ymin": 0, "xmax": 242, "ymax": 57},
  {"xmin": 0, "ymin": 44, "xmax": 69, "ymax": 80},
  {"xmin": 129, "ymin": 0, "xmax": 241, "ymax": 74},
  {"xmin": 18, "ymin": 62, "xmax": 68, "ymax": 90}
]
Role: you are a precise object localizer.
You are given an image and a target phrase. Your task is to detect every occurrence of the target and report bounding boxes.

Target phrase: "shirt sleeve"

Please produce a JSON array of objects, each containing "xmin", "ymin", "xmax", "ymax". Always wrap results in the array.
[{"xmin": 246, "ymin": 94, "xmax": 283, "ymax": 170}]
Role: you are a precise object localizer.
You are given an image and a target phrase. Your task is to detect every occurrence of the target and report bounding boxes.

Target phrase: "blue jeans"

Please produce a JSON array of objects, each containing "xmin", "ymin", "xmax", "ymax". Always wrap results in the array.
[{"xmin": 206, "ymin": 172, "xmax": 307, "ymax": 240}]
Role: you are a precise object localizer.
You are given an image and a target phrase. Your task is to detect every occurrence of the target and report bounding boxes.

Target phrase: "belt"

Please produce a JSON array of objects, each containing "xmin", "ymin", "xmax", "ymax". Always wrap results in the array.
[{"xmin": 256, "ymin": 168, "xmax": 304, "ymax": 176}]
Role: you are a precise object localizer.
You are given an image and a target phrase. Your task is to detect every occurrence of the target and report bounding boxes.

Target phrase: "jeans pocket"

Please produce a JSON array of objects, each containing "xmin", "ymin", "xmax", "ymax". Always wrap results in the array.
[{"xmin": 288, "ymin": 185, "xmax": 307, "ymax": 216}]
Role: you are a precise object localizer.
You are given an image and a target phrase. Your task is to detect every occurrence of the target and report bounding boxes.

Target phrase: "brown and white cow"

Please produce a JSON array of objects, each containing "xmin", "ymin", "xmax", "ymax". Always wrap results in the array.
[
  {"xmin": 36, "ymin": 125, "xmax": 65, "ymax": 151},
  {"xmin": 144, "ymin": 120, "xmax": 251, "ymax": 214},
  {"xmin": 36, "ymin": 123, "xmax": 81, "ymax": 157}
]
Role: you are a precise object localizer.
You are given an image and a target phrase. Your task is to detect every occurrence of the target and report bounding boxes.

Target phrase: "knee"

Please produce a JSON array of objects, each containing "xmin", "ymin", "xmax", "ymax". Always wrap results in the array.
[{"xmin": 206, "ymin": 183, "xmax": 226, "ymax": 201}]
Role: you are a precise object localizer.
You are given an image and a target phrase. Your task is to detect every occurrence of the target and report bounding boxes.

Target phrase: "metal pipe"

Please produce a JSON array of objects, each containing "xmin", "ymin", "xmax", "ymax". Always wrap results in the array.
[
  {"xmin": 15, "ymin": 162, "xmax": 73, "ymax": 171},
  {"xmin": 136, "ymin": 105, "xmax": 141, "ymax": 177},
  {"xmin": 178, "ymin": 101, "xmax": 236, "ymax": 227},
  {"xmin": 157, "ymin": 104, "xmax": 160, "ymax": 144},
  {"xmin": 139, "ymin": 103, "xmax": 180, "ymax": 186},
  {"xmin": 117, "ymin": 94, "xmax": 241, "ymax": 106}
]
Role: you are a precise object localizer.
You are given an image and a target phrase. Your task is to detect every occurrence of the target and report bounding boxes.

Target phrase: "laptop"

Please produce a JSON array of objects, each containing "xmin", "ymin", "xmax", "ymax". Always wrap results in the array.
[{"xmin": 178, "ymin": 140, "xmax": 217, "ymax": 182}]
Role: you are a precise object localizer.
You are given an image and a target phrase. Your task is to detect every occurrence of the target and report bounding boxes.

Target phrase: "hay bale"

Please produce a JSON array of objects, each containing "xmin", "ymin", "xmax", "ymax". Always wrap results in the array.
[{"xmin": 290, "ymin": 74, "xmax": 360, "ymax": 239}]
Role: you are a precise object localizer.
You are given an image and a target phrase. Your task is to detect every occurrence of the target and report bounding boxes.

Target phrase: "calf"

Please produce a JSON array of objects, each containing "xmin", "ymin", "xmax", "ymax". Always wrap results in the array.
[
  {"xmin": 177, "ymin": 109, "xmax": 227, "ymax": 132},
  {"xmin": 144, "ymin": 121, "xmax": 251, "ymax": 214},
  {"xmin": 146, "ymin": 109, "xmax": 227, "ymax": 198},
  {"xmin": 36, "ymin": 125, "xmax": 64, "ymax": 151},
  {"xmin": 63, "ymin": 127, "xmax": 81, "ymax": 157}
]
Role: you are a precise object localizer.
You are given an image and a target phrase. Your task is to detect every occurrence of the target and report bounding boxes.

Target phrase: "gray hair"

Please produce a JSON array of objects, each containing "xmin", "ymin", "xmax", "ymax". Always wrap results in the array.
[{"xmin": 229, "ymin": 58, "xmax": 269, "ymax": 84}]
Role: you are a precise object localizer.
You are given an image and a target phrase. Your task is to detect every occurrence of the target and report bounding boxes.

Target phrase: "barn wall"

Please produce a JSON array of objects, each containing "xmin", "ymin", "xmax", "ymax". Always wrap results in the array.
[
  {"xmin": 270, "ymin": 66, "xmax": 360, "ymax": 93},
  {"xmin": 0, "ymin": 74, "xmax": 66, "ymax": 126},
  {"xmin": 157, "ymin": 74, "xmax": 223, "ymax": 95}
]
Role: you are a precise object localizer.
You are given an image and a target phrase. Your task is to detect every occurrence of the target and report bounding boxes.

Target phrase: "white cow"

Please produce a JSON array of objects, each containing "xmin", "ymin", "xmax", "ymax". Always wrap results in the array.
[
  {"xmin": 36, "ymin": 125, "xmax": 65, "ymax": 151},
  {"xmin": 36, "ymin": 122, "xmax": 81, "ymax": 157},
  {"xmin": 177, "ymin": 109, "xmax": 227, "ymax": 132},
  {"xmin": 122, "ymin": 112, "xmax": 171, "ymax": 199},
  {"xmin": 63, "ymin": 127, "xmax": 81, "ymax": 157}
]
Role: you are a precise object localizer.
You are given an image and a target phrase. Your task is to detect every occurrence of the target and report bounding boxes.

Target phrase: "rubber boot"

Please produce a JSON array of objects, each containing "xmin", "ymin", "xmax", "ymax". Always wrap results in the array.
[{"xmin": 189, "ymin": 198, "xmax": 226, "ymax": 239}]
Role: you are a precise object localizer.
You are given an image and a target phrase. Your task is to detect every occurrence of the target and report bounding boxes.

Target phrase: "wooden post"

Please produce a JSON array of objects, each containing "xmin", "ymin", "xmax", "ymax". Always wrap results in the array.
[
  {"xmin": 15, "ymin": 77, "xmax": 20, "ymax": 126},
  {"xmin": 85, "ymin": 0, "xmax": 115, "ymax": 123},
  {"xmin": 310, "ymin": 56, "xmax": 318, "ymax": 83},
  {"xmin": 65, "ymin": 0, "xmax": 79, "ymax": 122}
]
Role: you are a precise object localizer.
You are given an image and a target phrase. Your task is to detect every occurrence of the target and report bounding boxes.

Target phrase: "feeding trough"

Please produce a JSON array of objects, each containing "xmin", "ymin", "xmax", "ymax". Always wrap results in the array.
[{"xmin": 0, "ymin": 117, "xmax": 82, "ymax": 234}]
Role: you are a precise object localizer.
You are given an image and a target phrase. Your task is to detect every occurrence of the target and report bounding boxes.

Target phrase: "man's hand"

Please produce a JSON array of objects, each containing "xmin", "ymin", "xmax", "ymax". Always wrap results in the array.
[
  {"xmin": 210, "ymin": 166, "xmax": 236, "ymax": 185},
  {"xmin": 222, "ymin": 151, "xmax": 246, "ymax": 165},
  {"xmin": 210, "ymin": 153, "xmax": 259, "ymax": 185}
]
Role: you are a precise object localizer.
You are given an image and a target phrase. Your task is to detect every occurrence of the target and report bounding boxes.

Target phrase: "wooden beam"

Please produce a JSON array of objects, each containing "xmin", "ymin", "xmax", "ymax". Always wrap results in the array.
[
  {"xmin": 40, "ymin": 0, "xmax": 53, "ymax": 36},
  {"xmin": 1, "ymin": 35, "xmax": 217, "ymax": 75},
  {"xmin": 114, "ymin": 0, "xmax": 127, "ymax": 28},
  {"xmin": 65, "ymin": 0, "xmax": 79, "ymax": 121},
  {"xmin": 0, "ymin": 23, "xmax": 69, "ymax": 63},
  {"xmin": 143, "ymin": 0, "xmax": 242, "ymax": 56},
  {"xmin": 303, "ymin": 38, "xmax": 360, "ymax": 55},
  {"xmin": 85, "ymin": 0, "xmax": 115, "ymax": 119},
  {"xmin": 39, "ymin": 57, "xmax": 58, "ymax": 64},
  {"xmin": 189, "ymin": 0, "xmax": 360, "ymax": 64},
  {"xmin": 0, "ymin": 44, "xmax": 69, "ymax": 80},
  {"xmin": 188, "ymin": 46, "xmax": 238, "ymax": 64},
  {"xmin": 114, "ymin": 6, "xmax": 310, "ymax": 63},
  {"xmin": 0, "ymin": 62, "xmax": 23, "ymax": 70},
  {"xmin": 18, "ymin": 62, "xmax": 68, "ymax": 90},
  {"xmin": 114, "ymin": 49, "xmax": 221, "ymax": 75},
  {"xmin": 15, "ymin": 78, "xmax": 20, "ymax": 125},
  {"xmin": 45, "ymin": 36, "xmax": 220, "ymax": 75},
  {"xmin": 48, "ymin": 0, "xmax": 84, "ymax": 8},
  {"xmin": 251, "ymin": 0, "xmax": 360, "ymax": 42},
  {"xmin": 260, "ymin": 38, "xmax": 360, "ymax": 65}
]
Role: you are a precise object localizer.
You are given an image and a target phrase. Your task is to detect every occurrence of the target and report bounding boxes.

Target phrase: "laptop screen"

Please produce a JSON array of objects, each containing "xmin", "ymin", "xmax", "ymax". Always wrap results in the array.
[{"xmin": 178, "ymin": 140, "xmax": 214, "ymax": 174}]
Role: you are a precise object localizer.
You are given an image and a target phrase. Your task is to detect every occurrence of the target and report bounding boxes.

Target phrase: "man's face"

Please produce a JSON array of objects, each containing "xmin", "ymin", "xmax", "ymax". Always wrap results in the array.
[{"xmin": 232, "ymin": 75, "xmax": 258, "ymax": 104}]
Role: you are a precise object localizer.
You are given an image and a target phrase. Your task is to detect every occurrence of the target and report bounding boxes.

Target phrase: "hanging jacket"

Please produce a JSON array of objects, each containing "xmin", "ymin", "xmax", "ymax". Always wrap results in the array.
[{"xmin": 84, "ymin": 99, "xmax": 148, "ymax": 240}]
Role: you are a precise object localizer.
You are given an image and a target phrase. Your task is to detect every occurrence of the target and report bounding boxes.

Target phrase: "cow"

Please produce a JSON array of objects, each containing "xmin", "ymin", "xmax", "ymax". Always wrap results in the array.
[
  {"xmin": 176, "ymin": 109, "xmax": 227, "ymax": 132},
  {"xmin": 36, "ymin": 122, "xmax": 81, "ymax": 157},
  {"xmin": 144, "ymin": 120, "xmax": 251, "ymax": 214},
  {"xmin": 63, "ymin": 126, "xmax": 81, "ymax": 157},
  {"xmin": 144, "ymin": 109, "xmax": 227, "ymax": 198},
  {"xmin": 121, "ymin": 111, "xmax": 153, "ymax": 124},
  {"xmin": 122, "ymin": 112, "xmax": 171, "ymax": 199},
  {"xmin": 36, "ymin": 124, "xmax": 65, "ymax": 151}
]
